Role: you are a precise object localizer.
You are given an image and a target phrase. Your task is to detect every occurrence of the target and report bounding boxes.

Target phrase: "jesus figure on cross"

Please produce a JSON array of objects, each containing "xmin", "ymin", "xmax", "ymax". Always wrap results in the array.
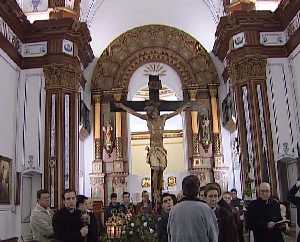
[{"xmin": 115, "ymin": 100, "xmax": 190, "ymax": 205}]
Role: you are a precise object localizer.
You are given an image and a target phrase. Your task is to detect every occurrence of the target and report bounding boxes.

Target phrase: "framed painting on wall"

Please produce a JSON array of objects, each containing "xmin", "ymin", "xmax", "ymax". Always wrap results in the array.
[{"xmin": 0, "ymin": 155, "xmax": 11, "ymax": 204}]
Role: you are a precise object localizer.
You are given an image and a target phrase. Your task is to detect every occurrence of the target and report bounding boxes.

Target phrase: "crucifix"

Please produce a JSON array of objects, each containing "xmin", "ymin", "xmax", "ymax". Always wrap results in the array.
[{"xmin": 112, "ymin": 75, "xmax": 190, "ymax": 205}]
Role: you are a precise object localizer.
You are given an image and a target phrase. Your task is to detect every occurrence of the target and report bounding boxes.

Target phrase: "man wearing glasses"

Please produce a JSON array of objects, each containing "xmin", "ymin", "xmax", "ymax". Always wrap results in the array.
[{"xmin": 247, "ymin": 182, "xmax": 285, "ymax": 242}]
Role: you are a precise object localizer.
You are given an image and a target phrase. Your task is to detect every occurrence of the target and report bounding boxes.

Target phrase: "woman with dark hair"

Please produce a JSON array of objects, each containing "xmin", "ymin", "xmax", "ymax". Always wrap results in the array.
[{"xmin": 205, "ymin": 183, "xmax": 239, "ymax": 242}]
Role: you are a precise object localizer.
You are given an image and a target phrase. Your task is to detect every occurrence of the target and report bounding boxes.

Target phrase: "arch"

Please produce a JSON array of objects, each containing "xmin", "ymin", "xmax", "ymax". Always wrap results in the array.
[{"xmin": 91, "ymin": 24, "xmax": 219, "ymax": 92}]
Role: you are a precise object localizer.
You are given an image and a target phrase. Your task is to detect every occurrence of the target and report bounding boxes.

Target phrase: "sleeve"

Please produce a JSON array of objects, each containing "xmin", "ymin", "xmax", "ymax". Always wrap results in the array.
[
  {"xmin": 30, "ymin": 211, "xmax": 54, "ymax": 238},
  {"xmin": 207, "ymin": 209, "xmax": 219, "ymax": 242},
  {"xmin": 288, "ymin": 185, "xmax": 300, "ymax": 206},
  {"xmin": 52, "ymin": 211, "xmax": 83, "ymax": 242}
]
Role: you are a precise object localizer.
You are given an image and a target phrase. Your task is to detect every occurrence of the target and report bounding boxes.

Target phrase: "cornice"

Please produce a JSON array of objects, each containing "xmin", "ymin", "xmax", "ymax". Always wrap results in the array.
[
  {"xmin": 0, "ymin": 1, "xmax": 94, "ymax": 69},
  {"xmin": 213, "ymin": 5, "xmax": 300, "ymax": 61},
  {"xmin": 214, "ymin": 11, "xmax": 282, "ymax": 60}
]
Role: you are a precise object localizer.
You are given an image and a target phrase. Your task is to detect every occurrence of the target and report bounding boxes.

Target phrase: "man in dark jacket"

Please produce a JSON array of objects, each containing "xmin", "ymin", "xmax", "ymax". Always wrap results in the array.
[
  {"xmin": 104, "ymin": 193, "xmax": 121, "ymax": 221},
  {"xmin": 157, "ymin": 193, "xmax": 175, "ymax": 242},
  {"xmin": 288, "ymin": 179, "xmax": 300, "ymax": 242},
  {"xmin": 53, "ymin": 189, "xmax": 88, "ymax": 242},
  {"xmin": 247, "ymin": 182, "xmax": 285, "ymax": 242}
]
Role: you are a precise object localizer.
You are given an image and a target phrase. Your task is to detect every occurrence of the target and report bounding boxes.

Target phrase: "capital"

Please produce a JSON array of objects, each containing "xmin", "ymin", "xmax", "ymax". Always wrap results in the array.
[
  {"xmin": 43, "ymin": 64, "xmax": 81, "ymax": 90},
  {"xmin": 208, "ymin": 84, "xmax": 218, "ymax": 97},
  {"xmin": 228, "ymin": 55, "xmax": 267, "ymax": 84},
  {"xmin": 188, "ymin": 89, "xmax": 198, "ymax": 101},
  {"xmin": 93, "ymin": 95, "xmax": 102, "ymax": 104}
]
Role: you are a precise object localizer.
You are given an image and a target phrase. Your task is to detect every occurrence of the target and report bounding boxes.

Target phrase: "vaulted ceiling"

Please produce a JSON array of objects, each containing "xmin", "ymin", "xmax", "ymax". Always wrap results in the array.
[{"xmin": 86, "ymin": 0, "xmax": 224, "ymax": 57}]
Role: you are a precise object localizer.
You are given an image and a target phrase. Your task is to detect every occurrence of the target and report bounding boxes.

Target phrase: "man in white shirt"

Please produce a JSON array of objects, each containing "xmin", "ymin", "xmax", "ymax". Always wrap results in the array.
[{"xmin": 30, "ymin": 189, "xmax": 55, "ymax": 242}]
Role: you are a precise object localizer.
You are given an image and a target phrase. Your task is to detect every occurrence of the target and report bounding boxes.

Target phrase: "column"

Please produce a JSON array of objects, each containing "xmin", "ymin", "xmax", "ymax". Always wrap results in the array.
[
  {"xmin": 90, "ymin": 94, "xmax": 105, "ymax": 202},
  {"xmin": 209, "ymin": 85, "xmax": 221, "ymax": 157},
  {"xmin": 111, "ymin": 93, "xmax": 127, "ymax": 199},
  {"xmin": 208, "ymin": 84, "xmax": 228, "ymax": 190},
  {"xmin": 43, "ymin": 63, "xmax": 80, "ymax": 208},
  {"xmin": 228, "ymin": 55, "xmax": 277, "ymax": 197},
  {"xmin": 189, "ymin": 89, "xmax": 200, "ymax": 156}
]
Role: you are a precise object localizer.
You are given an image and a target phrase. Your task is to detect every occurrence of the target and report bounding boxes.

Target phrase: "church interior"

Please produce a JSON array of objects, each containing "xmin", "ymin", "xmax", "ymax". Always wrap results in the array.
[{"xmin": 0, "ymin": 0, "xmax": 300, "ymax": 241}]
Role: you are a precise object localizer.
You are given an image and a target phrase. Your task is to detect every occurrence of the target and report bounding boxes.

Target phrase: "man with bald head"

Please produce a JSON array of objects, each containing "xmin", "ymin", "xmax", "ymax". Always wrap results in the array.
[{"xmin": 247, "ymin": 182, "xmax": 284, "ymax": 242}]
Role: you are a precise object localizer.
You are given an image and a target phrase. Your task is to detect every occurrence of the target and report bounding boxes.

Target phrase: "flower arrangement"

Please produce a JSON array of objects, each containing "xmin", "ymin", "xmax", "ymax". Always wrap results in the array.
[
  {"xmin": 121, "ymin": 213, "xmax": 158, "ymax": 242},
  {"xmin": 102, "ymin": 213, "xmax": 158, "ymax": 242}
]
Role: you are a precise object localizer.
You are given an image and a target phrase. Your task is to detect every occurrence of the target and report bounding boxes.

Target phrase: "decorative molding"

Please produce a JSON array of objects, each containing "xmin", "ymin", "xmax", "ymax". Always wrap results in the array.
[
  {"xmin": 232, "ymin": 32, "xmax": 246, "ymax": 49},
  {"xmin": 260, "ymin": 32, "xmax": 287, "ymax": 46},
  {"xmin": 43, "ymin": 63, "xmax": 82, "ymax": 90},
  {"xmin": 92, "ymin": 25, "xmax": 219, "ymax": 91},
  {"xmin": 131, "ymin": 130, "xmax": 183, "ymax": 140},
  {"xmin": 62, "ymin": 39, "xmax": 74, "ymax": 56},
  {"xmin": 228, "ymin": 55, "xmax": 267, "ymax": 84},
  {"xmin": 22, "ymin": 41, "xmax": 47, "ymax": 57},
  {"xmin": 0, "ymin": 16, "xmax": 22, "ymax": 54}
]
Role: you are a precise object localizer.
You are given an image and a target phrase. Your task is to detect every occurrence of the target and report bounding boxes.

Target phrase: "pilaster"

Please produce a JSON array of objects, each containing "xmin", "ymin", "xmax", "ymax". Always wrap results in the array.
[{"xmin": 43, "ymin": 63, "xmax": 81, "ymax": 208}]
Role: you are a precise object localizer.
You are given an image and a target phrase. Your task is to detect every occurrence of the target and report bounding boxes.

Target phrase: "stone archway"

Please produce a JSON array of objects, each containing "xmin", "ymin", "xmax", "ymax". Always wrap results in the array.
[
  {"xmin": 91, "ymin": 24, "xmax": 219, "ymax": 91},
  {"xmin": 90, "ymin": 25, "xmax": 226, "ymax": 204}
]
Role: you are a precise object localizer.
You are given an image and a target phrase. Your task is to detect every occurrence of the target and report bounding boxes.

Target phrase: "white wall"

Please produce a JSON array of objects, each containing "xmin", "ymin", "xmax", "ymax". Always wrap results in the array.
[
  {"xmin": 0, "ymin": 48, "xmax": 21, "ymax": 240},
  {"xmin": 211, "ymin": 53, "xmax": 241, "ymax": 195},
  {"xmin": 79, "ymin": 59, "xmax": 97, "ymax": 197},
  {"xmin": 266, "ymin": 58, "xmax": 300, "ymax": 161},
  {"xmin": 0, "ymin": 47, "xmax": 46, "ymax": 240}
]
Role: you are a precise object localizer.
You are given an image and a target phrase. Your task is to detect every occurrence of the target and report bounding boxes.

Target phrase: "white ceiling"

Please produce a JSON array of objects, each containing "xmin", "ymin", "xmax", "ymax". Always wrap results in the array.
[{"xmin": 89, "ymin": 0, "xmax": 223, "ymax": 57}]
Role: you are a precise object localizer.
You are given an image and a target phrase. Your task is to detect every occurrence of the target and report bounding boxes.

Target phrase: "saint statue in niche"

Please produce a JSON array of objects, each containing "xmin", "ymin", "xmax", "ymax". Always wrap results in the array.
[
  {"xmin": 103, "ymin": 122, "xmax": 114, "ymax": 156},
  {"xmin": 200, "ymin": 114, "xmax": 211, "ymax": 152}
]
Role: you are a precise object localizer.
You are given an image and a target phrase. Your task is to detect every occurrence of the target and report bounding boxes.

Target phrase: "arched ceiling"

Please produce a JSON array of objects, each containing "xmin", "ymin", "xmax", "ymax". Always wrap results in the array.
[{"xmin": 88, "ymin": 0, "xmax": 223, "ymax": 57}]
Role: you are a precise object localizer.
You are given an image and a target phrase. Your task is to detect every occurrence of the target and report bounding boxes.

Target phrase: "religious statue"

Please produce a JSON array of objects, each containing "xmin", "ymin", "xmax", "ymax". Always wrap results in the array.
[
  {"xmin": 103, "ymin": 122, "xmax": 114, "ymax": 156},
  {"xmin": 115, "ymin": 101, "xmax": 190, "ymax": 203},
  {"xmin": 200, "ymin": 114, "xmax": 211, "ymax": 152}
]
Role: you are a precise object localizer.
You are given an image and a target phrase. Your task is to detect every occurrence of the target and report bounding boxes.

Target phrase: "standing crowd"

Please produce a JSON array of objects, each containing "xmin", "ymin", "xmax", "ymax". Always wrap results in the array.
[{"xmin": 29, "ymin": 175, "xmax": 300, "ymax": 242}]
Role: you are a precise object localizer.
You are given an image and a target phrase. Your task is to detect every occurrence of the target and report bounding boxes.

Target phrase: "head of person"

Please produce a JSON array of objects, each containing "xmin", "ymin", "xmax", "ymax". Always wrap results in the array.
[
  {"xmin": 110, "ymin": 193, "xmax": 118, "ymax": 205},
  {"xmin": 63, "ymin": 189, "xmax": 76, "ymax": 209},
  {"xmin": 230, "ymin": 188, "xmax": 238, "ymax": 199},
  {"xmin": 222, "ymin": 191, "xmax": 232, "ymax": 205},
  {"xmin": 142, "ymin": 190, "xmax": 150, "ymax": 203},
  {"xmin": 76, "ymin": 195, "xmax": 88, "ymax": 213},
  {"xmin": 205, "ymin": 183, "xmax": 221, "ymax": 208},
  {"xmin": 86, "ymin": 198, "xmax": 94, "ymax": 211},
  {"xmin": 145, "ymin": 105, "xmax": 159, "ymax": 119},
  {"xmin": 259, "ymin": 182, "xmax": 271, "ymax": 201},
  {"xmin": 122, "ymin": 192, "xmax": 130, "ymax": 204},
  {"xmin": 161, "ymin": 193, "xmax": 174, "ymax": 213},
  {"xmin": 37, "ymin": 189, "xmax": 50, "ymax": 209},
  {"xmin": 182, "ymin": 175, "xmax": 200, "ymax": 199},
  {"xmin": 199, "ymin": 186, "xmax": 206, "ymax": 201}
]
